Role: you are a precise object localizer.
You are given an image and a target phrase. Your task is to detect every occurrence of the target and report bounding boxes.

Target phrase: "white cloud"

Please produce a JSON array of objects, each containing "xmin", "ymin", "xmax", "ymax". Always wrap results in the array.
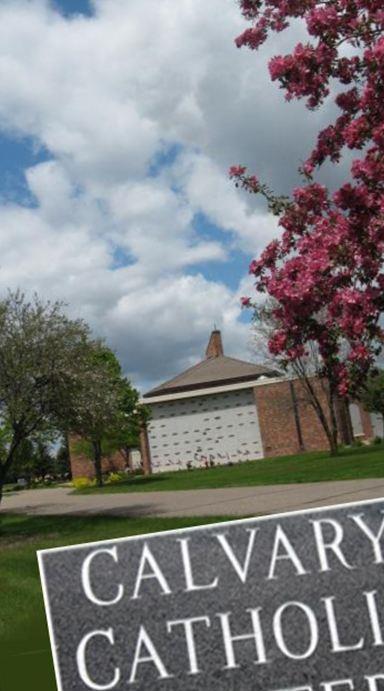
[
  {"xmin": 0, "ymin": 0, "xmax": 329, "ymax": 389},
  {"xmin": 170, "ymin": 151, "xmax": 280, "ymax": 253}
]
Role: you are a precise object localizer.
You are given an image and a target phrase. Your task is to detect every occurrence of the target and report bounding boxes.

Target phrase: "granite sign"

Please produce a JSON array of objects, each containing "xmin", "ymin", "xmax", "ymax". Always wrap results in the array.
[{"xmin": 38, "ymin": 498, "xmax": 384, "ymax": 691}]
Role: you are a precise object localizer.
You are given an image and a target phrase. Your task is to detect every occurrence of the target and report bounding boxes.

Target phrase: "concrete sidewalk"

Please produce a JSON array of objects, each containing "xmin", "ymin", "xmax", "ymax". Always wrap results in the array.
[{"xmin": 3, "ymin": 478, "xmax": 384, "ymax": 518}]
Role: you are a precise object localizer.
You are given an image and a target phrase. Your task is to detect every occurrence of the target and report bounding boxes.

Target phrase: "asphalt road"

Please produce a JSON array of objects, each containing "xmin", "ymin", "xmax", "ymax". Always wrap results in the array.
[{"xmin": 3, "ymin": 478, "xmax": 384, "ymax": 518}]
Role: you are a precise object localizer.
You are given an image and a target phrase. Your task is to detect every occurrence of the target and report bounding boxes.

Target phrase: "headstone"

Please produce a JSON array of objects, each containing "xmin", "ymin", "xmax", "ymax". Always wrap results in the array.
[{"xmin": 38, "ymin": 498, "xmax": 384, "ymax": 690}]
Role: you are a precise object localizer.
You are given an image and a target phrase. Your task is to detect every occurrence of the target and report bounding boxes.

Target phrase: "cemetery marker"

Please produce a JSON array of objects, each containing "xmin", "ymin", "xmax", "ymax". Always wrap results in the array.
[{"xmin": 38, "ymin": 497, "xmax": 384, "ymax": 690}]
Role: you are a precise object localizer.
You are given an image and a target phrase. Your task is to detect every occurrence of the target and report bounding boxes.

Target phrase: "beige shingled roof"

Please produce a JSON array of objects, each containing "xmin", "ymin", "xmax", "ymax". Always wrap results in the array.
[{"xmin": 143, "ymin": 355, "xmax": 277, "ymax": 397}]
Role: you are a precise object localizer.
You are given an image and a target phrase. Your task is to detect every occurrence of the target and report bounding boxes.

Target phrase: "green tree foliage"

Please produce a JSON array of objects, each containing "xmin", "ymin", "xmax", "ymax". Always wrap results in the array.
[
  {"xmin": 55, "ymin": 436, "xmax": 72, "ymax": 479},
  {"xmin": 359, "ymin": 370, "xmax": 384, "ymax": 439},
  {"xmin": 33, "ymin": 439, "xmax": 55, "ymax": 479},
  {"xmin": 67, "ymin": 344, "xmax": 122, "ymax": 486},
  {"xmin": 68, "ymin": 344, "xmax": 146, "ymax": 485},
  {"xmin": 0, "ymin": 290, "xmax": 144, "ymax": 496},
  {"xmin": 7, "ymin": 435, "xmax": 56, "ymax": 484},
  {"xmin": 103, "ymin": 382, "xmax": 150, "ymax": 472},
  {"xmin": 0, "ymin": 290, "xmax": 93, "ymax": 502},
  {"xmin": 8, "ymin": 438, "xmax": 35, "ymax": 483}
]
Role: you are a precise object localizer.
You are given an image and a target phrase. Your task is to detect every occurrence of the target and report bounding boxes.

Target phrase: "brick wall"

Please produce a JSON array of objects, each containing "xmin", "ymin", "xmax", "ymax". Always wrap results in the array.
[
  {"xmin": 71, "ymin": 379, "xmax": 376, "ymax": 476},
  {"xmin": 360, "ymin": 408, "xmax": 374, "ymax": 439},
  {"xmin": 254, "ymin": 379, "xmax": 372, "ymax": 458},
  {"xmin": 69, "ymin": 435, "xmax": 127, "ymax": 479}
]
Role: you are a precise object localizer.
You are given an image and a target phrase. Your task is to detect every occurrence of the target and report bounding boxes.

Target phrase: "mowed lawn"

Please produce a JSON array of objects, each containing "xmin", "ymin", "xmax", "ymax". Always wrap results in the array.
[
  {"xmin": 0, "ymin": 513, "xmax": 230, "ymax": 691},
  {"xmin": 74, "ymin": 442, "xmax": 384, "ymax": 494}
]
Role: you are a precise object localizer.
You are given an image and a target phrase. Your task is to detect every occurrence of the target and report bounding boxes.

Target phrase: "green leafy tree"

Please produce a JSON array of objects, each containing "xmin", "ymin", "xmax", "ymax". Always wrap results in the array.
[
  {"xmin": 103, "ymin": 382, "xmax": 151, "ymax": 472},
  {"xmin": 8, "ymin": 438, "xmax": 35, "ymax": 484},
  {"xmin": 0, "ymin": 290, "xmax": 144, "ymax": 495},
  {"xmin": 359, "ymin": 370, "xmax": 384, "ymax": 440},
  {"xmin": 67, "ymin": 344, "xmax": 125, "ymax": 487},
  {"xmin": 69, "ymin": 347, "xmax": 147, "ymax": 483},
  {"xmin": 0, "ymin": 424, "xmax": 12, "ymax": 471},
  {"xmin": 0, "ymin": 290, "xmax": 93, "ymax": 503},
  {"xmin": 33, "ymin": 439, "xmax": 55, "ymax": 479},
  {"xmin": 55, "ymin": 436, "xmax": 72, "ymax": 479},
  {"xmin": 10, "ymin": 437, "xmax": 54, "ymax": 484}
]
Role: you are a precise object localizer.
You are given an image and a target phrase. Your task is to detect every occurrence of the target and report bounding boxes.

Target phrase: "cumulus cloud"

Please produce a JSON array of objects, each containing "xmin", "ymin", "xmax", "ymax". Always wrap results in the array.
[{"xmin": 0, "ymin": 0, "xmax": 338, "ymax": 390}]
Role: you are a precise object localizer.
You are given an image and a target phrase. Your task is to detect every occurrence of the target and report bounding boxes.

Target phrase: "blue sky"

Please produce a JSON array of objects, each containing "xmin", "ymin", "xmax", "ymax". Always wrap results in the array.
[
  {"xmin": 0, "ymin": 0, "xmax": 317, "ymax": 388},
  {"xmin": 190, "ymin": 212, "xmax": 251, "ymax": 292},
  {"xmin": 0, "ymin": 132, "xmax": 50, "ymax": 205},
  {"xmin": 53, "ymin": 0, "xmax": 93, "ymax": 17},
  {"xmin": 0, "ymin": 109, "xmax": 254, "ymax": 310}
]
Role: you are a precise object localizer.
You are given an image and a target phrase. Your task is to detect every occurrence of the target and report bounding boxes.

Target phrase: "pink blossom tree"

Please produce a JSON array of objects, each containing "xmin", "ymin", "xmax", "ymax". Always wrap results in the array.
[{"xmin": 231, "ymin": 0, "xmax": 384, "ymax": 454}]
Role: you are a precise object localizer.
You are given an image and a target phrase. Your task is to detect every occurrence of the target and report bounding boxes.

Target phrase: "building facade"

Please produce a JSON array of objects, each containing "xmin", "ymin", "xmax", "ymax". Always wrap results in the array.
[
  {"xmin": 141, "ymin": 330, "xmax": 376, "ymax": 474},
  {"xmin": 69, "ymin": 330, "xmax": 378, "ymax": 479}
]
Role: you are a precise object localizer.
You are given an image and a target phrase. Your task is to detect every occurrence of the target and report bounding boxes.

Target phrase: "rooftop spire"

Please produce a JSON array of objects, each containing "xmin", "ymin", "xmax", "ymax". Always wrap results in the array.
[{"xmin": 205, "ymin": 329, "xmax": 224, "ymax": 359}]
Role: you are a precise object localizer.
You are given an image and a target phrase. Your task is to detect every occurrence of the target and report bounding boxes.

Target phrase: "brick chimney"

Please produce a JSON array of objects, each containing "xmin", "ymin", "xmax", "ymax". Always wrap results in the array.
[{"xmin": 205, "ymin": 329, "xmax": 224, "ymax": 359}]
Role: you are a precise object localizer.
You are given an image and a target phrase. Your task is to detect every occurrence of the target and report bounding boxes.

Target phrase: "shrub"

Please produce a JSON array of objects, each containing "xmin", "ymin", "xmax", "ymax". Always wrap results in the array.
[
  {"xmin": 106, "ymin": 472, "xmax": 126, "ymax": 485},
  {"xmin": 72, "ymin": 476, "xmax": 96, "ymax": 490}
]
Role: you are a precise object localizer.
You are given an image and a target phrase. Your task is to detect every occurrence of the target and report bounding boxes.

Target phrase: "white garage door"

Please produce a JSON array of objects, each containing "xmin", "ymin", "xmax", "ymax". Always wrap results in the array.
[
  {"xmin": 147, "ymin": 388, "xmax": 263, "ymax": 472},
  {"xmin": 349, "ymin": 403, "xmax": 363, "ymax": 437},
  {"xmin": 370, "ymin": 412, "xmax": 383, "ymax": 439}
]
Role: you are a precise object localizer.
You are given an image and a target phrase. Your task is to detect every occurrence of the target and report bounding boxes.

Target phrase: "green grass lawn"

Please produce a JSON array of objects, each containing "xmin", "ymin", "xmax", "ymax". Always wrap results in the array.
[
  {"xmin": 0, "ymin": 513, "xmax": 230, "ymax": 691},
  {"xmin": 74, "ymin": 442, "xmax": 384, "ymax": 494}
]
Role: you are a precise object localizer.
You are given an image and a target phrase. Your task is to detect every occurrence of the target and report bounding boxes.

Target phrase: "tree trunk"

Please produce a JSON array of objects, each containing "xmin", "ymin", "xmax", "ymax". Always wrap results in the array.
[
  {"xmin": 345, "ymin": 400, "xmax": 354, "ymax": 444},
  {"xmin": 289, "ymin": 380, "xmax": 305, "ymax": 452},
  {"xmin": 92, "ymin": 440, "xmax": 103, "ymax": 487},
  {"xmin": 139, "ymin": 424, "xmax": 152, "ymax": 476},
  {"xmin": 63, "ymin": 433, "xmax": 72, "ymax": 480},
  {"xmin": 119, "ymin": 445, "xmax": 134, "ymax": 473},
  {"xmin": 321, "ymin": 382, "xmax": 339, "ymax": 456},
  {"xmin": 327, "ymin": 431, "xmax": 339, "ymax": 456},
  {"xmin": 335, "ymin": 397, "xmax": 353, "ymax": 446},
  {"xmin": 296, "ymin": 372, "xmax": 339, "ymax": 456},
  {"xmin": 328, "ymin": 387, "xmax": 339, "ymax": 455},
  {"xmin": 317, "ymin": 399, "xmax": 338, "ymax": 456},
  {"xmin": 0, "ymin": 432, "xmax": 23, "ymax": 506},
  {"xmin": 0, "ymin": 464, "xmax": 5, "ymax": 506}
]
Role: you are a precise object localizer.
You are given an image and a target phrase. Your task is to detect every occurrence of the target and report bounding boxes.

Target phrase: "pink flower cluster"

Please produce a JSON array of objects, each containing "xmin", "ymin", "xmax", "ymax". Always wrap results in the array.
[
  {"xmin": 229, "ymin": 165, "xmax": 260, "ymax": 194},
  {"xmin": 232, "ymin": 0, "xmax": 384, "ymax": 396}
]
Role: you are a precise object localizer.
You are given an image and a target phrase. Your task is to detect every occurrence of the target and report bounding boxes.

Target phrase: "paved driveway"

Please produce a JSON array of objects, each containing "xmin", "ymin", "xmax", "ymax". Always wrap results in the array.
[{"xmin": 3, "ymin": 478, "xmax": 384, "ymax": 518}]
